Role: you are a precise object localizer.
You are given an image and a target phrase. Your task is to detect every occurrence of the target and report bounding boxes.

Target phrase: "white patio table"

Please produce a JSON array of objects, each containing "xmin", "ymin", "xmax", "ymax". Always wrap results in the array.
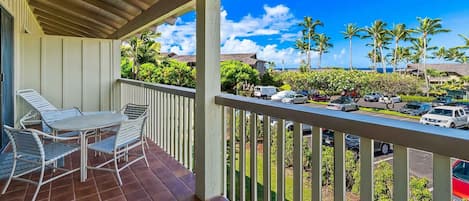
[{"xmin": 48, "ymin": 113, "xmax": 126, "ymax": 182}]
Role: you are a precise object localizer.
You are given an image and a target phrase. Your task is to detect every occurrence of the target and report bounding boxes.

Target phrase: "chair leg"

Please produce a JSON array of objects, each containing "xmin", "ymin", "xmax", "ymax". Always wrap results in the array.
[
  {"xmin": 32, "ymin": 166, "xmax": 45, "ymax": 201},
  {"xmin": 1, "ymin": 157, "xmax": 17, "ymax": 194},
  {"xmin": 114, "ymin": 156, "xmax": 123, "ymax": 186},
  {"xmin": 142, "ymin": 142, "xmax": 149, "ymax": 167}
]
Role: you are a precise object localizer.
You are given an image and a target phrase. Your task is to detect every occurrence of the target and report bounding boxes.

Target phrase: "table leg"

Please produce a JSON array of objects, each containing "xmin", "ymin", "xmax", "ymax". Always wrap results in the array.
[{"xmin": 80, "ymin": 131, "xmax": 87, "ymax": 182}]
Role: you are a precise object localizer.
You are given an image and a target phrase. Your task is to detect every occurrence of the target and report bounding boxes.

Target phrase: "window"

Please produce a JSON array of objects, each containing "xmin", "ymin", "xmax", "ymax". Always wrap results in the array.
[{"xmin": 453, "ymin": 161, "xmax": 469, "ymax": 183}]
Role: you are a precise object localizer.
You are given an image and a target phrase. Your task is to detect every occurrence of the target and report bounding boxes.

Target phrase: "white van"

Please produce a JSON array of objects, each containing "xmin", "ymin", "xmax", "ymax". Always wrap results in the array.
[{"xmin": 253, "ymin": 86, "xmax": 277, "ymax": 99}]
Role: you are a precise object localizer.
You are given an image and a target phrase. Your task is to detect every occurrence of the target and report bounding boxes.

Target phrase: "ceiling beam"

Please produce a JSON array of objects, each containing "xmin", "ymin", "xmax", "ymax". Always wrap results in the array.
[
  {"xmin": 37, "ymin": 16, "xmax": 96, "ymax": 38},
  {"xmin": 124, "ymin": 0, "xmax": 151, "ymax": 10},
  {"xmin": 40, "ymin": 22, "xmax": 87, "ymax": 37},
  {"xmin": 43, "ymin": 0, "xmax": 125, "ymax": 29},
  {"xmin": 101, "ymin": 0, "xmax": 141, "ymax": 16},
  {"xmin": 109, "ymin": 0, "xmax": 194, "ymax": 39},
  {"xmin": 34, "ymin": 10, "xmax": 107, "ymax": 38},
  {"xmin": 43, "ymin": 28, "xmax": 73, "ymax": 37},
  {"xmin": 29, "ymin": 0, "xmax": 117, "ymax": 34},
  {"xmin": 82, "ymin": 0, "xmax": 135, "ymax": 21}
]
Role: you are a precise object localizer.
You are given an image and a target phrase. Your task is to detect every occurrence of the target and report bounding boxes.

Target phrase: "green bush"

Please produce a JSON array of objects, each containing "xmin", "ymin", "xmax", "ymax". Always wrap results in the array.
[
  {"xmin": 278, "ymin": 70, "xmax": 422, "ymax": 95},
  {"xmin": 221, "ymin": 60, "xmax": 260, "ymax": 92},
  {"xmin": 120, "ymin": 57, "xmax": 133, "ymax": 79}
]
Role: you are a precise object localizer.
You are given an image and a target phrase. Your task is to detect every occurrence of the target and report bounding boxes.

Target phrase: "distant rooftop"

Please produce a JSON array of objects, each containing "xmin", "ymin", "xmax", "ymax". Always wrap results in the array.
[
  {"xmin": 164, "ymin": 52, "xmax": 266, "ymax": 67},
  {"xmin": 407, "ymin": 63, "xmax": 469, "ymax": 76}
]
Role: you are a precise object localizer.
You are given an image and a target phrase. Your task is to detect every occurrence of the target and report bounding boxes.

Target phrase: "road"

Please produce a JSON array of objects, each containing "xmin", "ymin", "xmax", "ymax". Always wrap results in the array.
[{"xmin": 304, "ymin": 101, "xmax": 436, "ymax": 187}]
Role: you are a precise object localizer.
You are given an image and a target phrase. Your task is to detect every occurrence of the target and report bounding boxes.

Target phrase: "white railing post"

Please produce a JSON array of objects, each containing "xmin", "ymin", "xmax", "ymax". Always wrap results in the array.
[
  {"xmin": 195, "ymin": 0, "xmax": 222, "ymax": 199},
  {"xmin": 293, "ymin": 122, "xmax": 303, "ymax": 201},
  {"xmin": 360, "ymin": 137, "xmax": 374, "ymax": 201},
  {"xmin": 433, "ymin": 154, "xmax": 452, "ymax": 201},
  {"xmin": 311, "ymin": 127, "xmax": 322, "ymax": 201},
  {"xmin": 393, "ymin": 145, "xmax": 409, "ymax": 201},
  {"xmin": 334, "ymin": 132, "xmax": 345, "ymax": 201}
]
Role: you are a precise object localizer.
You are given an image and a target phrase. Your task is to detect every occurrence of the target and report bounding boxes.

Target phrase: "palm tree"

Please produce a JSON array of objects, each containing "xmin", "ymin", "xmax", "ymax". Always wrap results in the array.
[
  {"xmin": 376, "ymin": 29, "xmax": 391, "ymax": 73},
  {"xmin": 457, "ymin": 34, "xmax": 469, "ymax": 49},
  {"xmin": 296, "ymin": 17, "xmax": 323, "ymax": 69},
  {"xmin": 410, "ymin": 37, "xmax": 437, "ymax": 75},
  {"xmin": 342, "ymin": 23, "xmax": 360, "ymax": 70},
  {"xmin": 314, "ymin": 33, "xmax": 333, "ymax": 68},
  {"xmin": 390, "ymin": 46, "xmax": 411, "ymax": 72},
  {"xmin": 121, "ymin": 30, "xmax": 161, "ymax": 79},
  {"xmin": 362, "ymin": 20, "xmax": 388, "ymax": 71},
  {"xmin": 433, "ymin": 47, "xmax": 447, "ymax": 61},
  {"xmin": 415, "ymin": 17, "xmax": 450, "ymax": 96},
  {"xmin": 389, "ymin": 24, "xmax": 413, "ymax": 72},
  {"xmin": 446, "ymin": 48, "xmax": 468, "ymax": 63}
]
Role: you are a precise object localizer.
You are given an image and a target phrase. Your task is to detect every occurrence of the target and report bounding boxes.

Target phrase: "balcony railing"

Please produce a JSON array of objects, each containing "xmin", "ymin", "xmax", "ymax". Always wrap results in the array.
[
  {"xmin": 119, "ymin": 78, "xmax": 469, "ymax": 201},
  {"xmin": 119, "ymin": 78, "xmax": 195, "ymax": 171}
]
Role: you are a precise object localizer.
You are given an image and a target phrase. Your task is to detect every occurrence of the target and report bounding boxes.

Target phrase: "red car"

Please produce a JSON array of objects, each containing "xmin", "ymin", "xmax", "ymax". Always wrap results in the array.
[
  {"xmin": 309, "ymin": 94, "xmax": 330, "ymax": 102},
  {"xmin": 453, "ymin": 160, "xmax": 469, "ymax": 200}
]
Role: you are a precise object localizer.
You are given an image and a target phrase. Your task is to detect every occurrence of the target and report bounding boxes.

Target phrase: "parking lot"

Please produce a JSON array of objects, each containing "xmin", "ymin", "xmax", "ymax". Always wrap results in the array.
[{"xmin": 305, "ymin": 101, "xmax": 436, "ymax": 187}]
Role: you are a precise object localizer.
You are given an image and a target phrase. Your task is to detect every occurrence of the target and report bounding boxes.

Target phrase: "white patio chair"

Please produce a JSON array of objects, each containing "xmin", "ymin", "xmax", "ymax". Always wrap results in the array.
[
  {"xmin": 17, "ymin": 89, "xmax": 99, "ymax": 138},
  {"xmin": 1, "ymin": 126, "xmax": 80, "ymax": 201},
  {"xmin": 120, "ymin": 103, "xmax": 149, "ymax": 149},
  {"xmin": 87, "ymin": 116, "xmax": 149, "ymax": 185}
]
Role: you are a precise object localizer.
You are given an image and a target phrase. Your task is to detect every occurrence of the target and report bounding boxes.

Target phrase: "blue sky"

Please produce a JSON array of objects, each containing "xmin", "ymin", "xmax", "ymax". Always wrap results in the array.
[{"xmin": 156, "ymin": 0, "xmax": 469, "ymax": 69}]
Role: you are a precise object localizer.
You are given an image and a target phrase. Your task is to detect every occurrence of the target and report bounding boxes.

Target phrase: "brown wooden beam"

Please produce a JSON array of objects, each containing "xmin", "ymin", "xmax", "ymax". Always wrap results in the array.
[
  {"xmin": 124, "ymin": 0, "xmax": 151, "ymax": 10},
  {"xmin": 109, "ymin": 0, "xmax": 194, "ymax": 39},
  {"xmin": 37, "ymin": 16, "xmax": 96, "ymax": 38},
  {"xmin": 82, "ymin": 0, "xmax": 135, "ymax": 21},
  {"xmin": 43, "ymin": 28, "xmax": 73, "ymax": 37},
  {"xmin": 39, "ymin": 21, "xmax": 88, "ymax": 37},
  {"xmin": 29, "ymin": 0, "xmax": 117, "ymax": 34},
  {"xmin": 43, "ymin": 0, "xmax": 125, "ymax": 29},
  {"xmin": 101, "ymin": 0, "xmax": 141, "ymax": 16},
  {"xmin": 34, "ymin": 10, "xmax": 107, "ymax": 38}
]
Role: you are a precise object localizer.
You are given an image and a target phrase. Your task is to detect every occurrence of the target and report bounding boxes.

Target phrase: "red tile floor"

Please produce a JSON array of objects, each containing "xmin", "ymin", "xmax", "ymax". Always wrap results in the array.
[{"xmin": 0, "ymin": 138, "xmax": 226, "ymax": 201}]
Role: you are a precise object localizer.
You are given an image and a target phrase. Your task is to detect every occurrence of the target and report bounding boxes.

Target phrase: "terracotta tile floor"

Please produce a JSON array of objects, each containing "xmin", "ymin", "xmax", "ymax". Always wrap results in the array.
[{"xmin": 0, "ymin": 138, "xmax": 226, "ymax": 201}]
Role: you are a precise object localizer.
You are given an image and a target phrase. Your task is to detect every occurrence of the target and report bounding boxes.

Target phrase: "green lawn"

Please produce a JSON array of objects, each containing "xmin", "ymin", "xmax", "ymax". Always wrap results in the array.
[{"xmin": 229, "ymin": 148, "xmax": 312, "ymax": 201}]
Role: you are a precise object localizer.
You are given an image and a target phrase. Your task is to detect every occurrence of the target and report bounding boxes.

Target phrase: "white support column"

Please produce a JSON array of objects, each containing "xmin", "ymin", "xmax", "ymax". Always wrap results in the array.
[{"xmin": 195, "ymin": 0, "xmax": 222, "ymax": 200}]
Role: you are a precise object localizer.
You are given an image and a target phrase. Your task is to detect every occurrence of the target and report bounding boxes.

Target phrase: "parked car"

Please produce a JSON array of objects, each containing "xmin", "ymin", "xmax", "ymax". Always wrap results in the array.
[
  {"xmin": 253, "ymin": 86, "xmax": 277, "ymax": 99},
  {"xmin": 453, "ymin": 160, "xmax": 469, "ymax": 200},
  {"xmin": 285, "ymin": 122, "xmax": 312, "ymax": 135},
  {"xmin": 447, "ymin": 102, "xmax": 469, "ymax": 113},
  {"xmin": 345, "ymin": 134, "xmax": 392, "ymax": 155},
  {"xmin": 282, "ymin": 93, "xmax": 308, "ymax": 104},
  {"xmin": 432, "ymin": 96, "xmax": 452, "ymax": 107},
  {"xmin": 364, "ymin": 92, "xmax": 383, "ymax": 102},
  {"xmin": 309, "ymin": 94, "xmax": 330, "ymax": 102},
  {"xmin": 398, "ymin": 102, "xmax": 432, "ymax": 116},
  {"xmin": 321, "ymin": 130, "xmax": 392, "ymax": 155},
  {"xmin": 420, "ymin": 106, "xmax": 468, "ymax": 128},
  {"xmin": 326, "ymin": 96, "xmax": 359, "ymax": 112},
  {"xmin": 379, "ymin": 95, "xmax": 401, "ymax": 104},
  {"xmin": 271, "ymin": 90, "xmax": 295, "ymax": 102}
]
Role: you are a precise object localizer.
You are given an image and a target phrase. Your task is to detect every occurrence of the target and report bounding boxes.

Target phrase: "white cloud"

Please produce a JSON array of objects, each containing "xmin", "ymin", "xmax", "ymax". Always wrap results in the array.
[
  {"xmin": 156, "ymin": 4, "xmax": 303, "ymax": 67},
  {"xmin": 333, "ymin": 48, "xmax": 347, "ymax": 61}
]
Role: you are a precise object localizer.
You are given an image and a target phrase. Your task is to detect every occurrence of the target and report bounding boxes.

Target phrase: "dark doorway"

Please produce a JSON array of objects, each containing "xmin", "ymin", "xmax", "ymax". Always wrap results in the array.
[{"xmin": 0, "ymin": 6, "xmax": 13, "ymax": 150}]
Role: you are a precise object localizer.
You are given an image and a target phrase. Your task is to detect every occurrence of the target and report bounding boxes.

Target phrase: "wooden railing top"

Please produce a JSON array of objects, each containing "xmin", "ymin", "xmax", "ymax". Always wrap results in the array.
[
  {"xmin": 215, "ymin": 93, "xmax": 469, "ymax": 161},
  {"xmin": 118, "ymin": 78, "xmax": 196, "ymax": 98}
]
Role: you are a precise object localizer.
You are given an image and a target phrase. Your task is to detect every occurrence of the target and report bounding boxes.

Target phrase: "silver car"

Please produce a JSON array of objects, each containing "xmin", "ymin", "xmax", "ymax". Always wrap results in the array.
[
  {"xmin": 282, "ymin": 94, "xmax": 308, "ymax": 104},
  {"xmin": 326, "ymin": 96, "xmax": 359, "ymax": 112}
]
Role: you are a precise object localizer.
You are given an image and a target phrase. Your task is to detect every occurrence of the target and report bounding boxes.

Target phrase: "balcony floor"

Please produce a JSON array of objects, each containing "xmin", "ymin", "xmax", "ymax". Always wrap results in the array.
[{"xmin": 0, "ymin": 138, "xmax": 222, "ymax": 201}]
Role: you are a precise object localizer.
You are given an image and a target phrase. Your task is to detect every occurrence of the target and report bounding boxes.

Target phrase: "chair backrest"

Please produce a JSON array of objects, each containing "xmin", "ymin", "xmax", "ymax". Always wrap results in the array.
[
  {"xmin": 40, "ymin": 108, "xmax": 83, "ymax": 133},
  {"xmin": 114, "ymin": 116, "xmax": 147, "ymax": 148},
  {"xmin": 121, "ymin": 103, "xmax": 148, "ymax": 120},
  {"xmin": 17, "ymin": 89, "xmax": 57, "ymax": 113},
  {"xmin": 3, "ymin": 126, "xmax": 44, "ymax": 160}
]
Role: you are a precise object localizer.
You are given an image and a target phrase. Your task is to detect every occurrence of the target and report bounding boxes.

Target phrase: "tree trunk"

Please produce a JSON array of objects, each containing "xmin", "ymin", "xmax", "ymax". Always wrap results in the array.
[
  {"xmin": 308, "ymin": 30, "xmax": 311, "ymax": 69},
  {"xmin": 373, "ymin": 37, "xmax": 377, "ymax": 71},
  {"xmin": 393, "ymin": 41, "xmax": 398, "ymax": 73},
  {"xmin": 380, "ymin": 46, "xmax": 386, "ymax": 73},
  {"xmin": 423, "ymin": 36, "xmax": 430, "ymax": 97},
  {"xmin": 349, "ymin": 38, "xmax": 353, "ymax": 70},
  {"xmin": 318, "ymin": 51, "xmax": 322, "ymax": 68}
]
